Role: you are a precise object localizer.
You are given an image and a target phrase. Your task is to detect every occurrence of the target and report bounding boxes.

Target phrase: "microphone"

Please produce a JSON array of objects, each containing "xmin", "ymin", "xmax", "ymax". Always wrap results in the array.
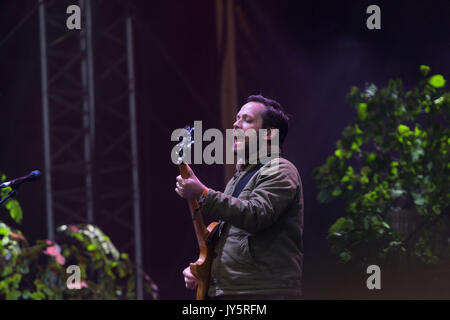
[{"xmin": 0, "ymin": 170, "xmax": 42, "ymax": 189}]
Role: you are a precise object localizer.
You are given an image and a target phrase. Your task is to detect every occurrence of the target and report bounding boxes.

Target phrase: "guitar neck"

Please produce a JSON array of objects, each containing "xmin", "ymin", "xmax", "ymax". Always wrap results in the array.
[{"xmin": 179, "ymin": 163, "xmax": 208, "ymax": 243}]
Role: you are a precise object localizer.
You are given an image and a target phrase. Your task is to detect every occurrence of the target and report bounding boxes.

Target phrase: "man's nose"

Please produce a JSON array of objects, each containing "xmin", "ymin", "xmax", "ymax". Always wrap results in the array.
[{"xmin": 233, "ymin": 119, "xmax": 241, "ymax": 129}]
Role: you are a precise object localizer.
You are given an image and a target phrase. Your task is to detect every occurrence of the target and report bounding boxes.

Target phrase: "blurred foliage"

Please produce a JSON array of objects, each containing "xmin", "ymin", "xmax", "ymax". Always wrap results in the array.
[
  {"xmin": 1, "ymin": 174, "xmax": 23, "ymax": 224},
  {"xmin": 313, "ymin": 66, "xmax": 450, "ymax": 266},
  {"xmin": 0, "ymin": 174, "xmax": 158, "ymax": 300}
]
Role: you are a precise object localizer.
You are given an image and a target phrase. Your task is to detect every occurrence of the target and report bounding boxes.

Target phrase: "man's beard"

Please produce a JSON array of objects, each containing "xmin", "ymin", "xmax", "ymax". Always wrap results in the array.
[{"xmin": 233, "ymin": 135, "xmax": 262, "ymax": 164}]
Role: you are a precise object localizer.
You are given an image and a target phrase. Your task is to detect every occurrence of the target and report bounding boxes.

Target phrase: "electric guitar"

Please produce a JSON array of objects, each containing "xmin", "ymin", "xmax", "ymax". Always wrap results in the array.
[{"xmin": 175, "ymin": 126, "xmax": 220, "ymax": 300}]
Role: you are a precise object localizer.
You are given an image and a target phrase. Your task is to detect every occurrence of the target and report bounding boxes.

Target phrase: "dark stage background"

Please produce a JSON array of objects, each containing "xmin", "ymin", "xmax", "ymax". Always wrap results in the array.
[{"xmin": 1, "ymin": 0, "xmax": 449, "ymax": 299}]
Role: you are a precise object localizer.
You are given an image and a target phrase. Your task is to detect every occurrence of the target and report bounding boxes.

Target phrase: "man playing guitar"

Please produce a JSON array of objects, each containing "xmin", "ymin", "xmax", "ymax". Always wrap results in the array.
[{"xmin": 175, "ymin": 94, "xmax": 304, "ymax": 300}]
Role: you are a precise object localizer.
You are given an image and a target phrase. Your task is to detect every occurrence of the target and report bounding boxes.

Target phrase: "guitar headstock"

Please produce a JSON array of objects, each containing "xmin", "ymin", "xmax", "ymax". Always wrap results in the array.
[{"xmin": 173, "ymin": 125, "xmax": 195, "ymax": 165}]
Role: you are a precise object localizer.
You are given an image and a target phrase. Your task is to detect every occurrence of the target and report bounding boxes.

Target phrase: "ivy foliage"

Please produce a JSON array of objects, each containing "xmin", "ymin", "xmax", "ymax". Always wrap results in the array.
[
  {"xmin": 0, "ymin": 174, "xmax": 158, "ymax": 300},
  {"xmin": 313, "ymin": 66, "xmax": 450, "ymax": 265}
]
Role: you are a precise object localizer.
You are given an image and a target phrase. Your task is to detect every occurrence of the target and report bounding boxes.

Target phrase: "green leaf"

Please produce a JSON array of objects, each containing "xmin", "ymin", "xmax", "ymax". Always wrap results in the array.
[
  {"xmin": 348, "ymin": 86, "xmax": 359, "ymax": 98},
  {"xmin": 329, "ymin": 217, "xmax": 354, "ymax": 235},
  {"xmin": 351, "ymin": 142, "xmax": 361, "ymax": 152},
  {"xmin": 367, "ymin": 153, "xmax": 376, "ymax": 163},
  {"xmin": 329, "ymin": 232, "xmax": 342, "ymax": 238},
  {"xmin": 22, "ymin": 290, "xmax": 31, "ymax": 299},
  {"xmin": 43, "ymin": 286, "xmax": 55, "ymax": 297},
  {"xmin": 434, "ymin": 96, "xmax": 444, "ymax": 105},
  {"xmin": 331, "ymin": 187, "xmax": 342, "ymax": 197},
  {"xmin": 365, "ymin": 84, "xmax": 377, "ymax": 98},
  {"xmin": 411, "ymin": 147, "xmax": 424, "ymax": 162},
  {"xmin": 329, "ymin": 218, "xmax": 346, "ymax": 234},
  {"xmin": 397, "ymin": 124, "xmax": 410, "ymax": 135},
  {"xmin": 414, "ymin": 126, "xmax": 421, "ymax": 137},
  {"xmin": 412, "ymin": 192, "xmax": 426, "ymax": 206},
  {"xmin": 6, "ymin": 290, "xmax": 21, "ymax": 300},
  {"xmin": 326, "ymin": 156, "xmax": 336, "ymax": 166},
  {"xmin": 1, "ymin": 266, "xmax": 13, "ymax": 277},
  {"xmin": 346, "ymin": 166, "xmax": 354, "ymax": 175},
  {"xmin": 360, "ymin": 166, "xmax": 370, "ymax": 176},
  {"xmin": 432, "ymin": 205, "xmax": 441, "ymax": 215},
  {"xmin": 0, "ymin": 223, "xmax": 10, "ymax": 236},
  {"xmin": 391, "ymin": 189, "xmax": 405, "ymax": 199},
  {"xmin": 428, "ymin": 74, "xmax": 446, "ymax": 88},
  {"xmin": 30, "ymin": 291, "xmax": 45, "ymax": 300},
  {"xmin": 420, "ymin": 65, "xmax": 430, "ymax": 76},
  {"xmin": 357, "ymin": 103, "xmax": 368, "ymax": 121},
  {"xmin": 340, "ymin": 251, "xmax": 352, "ymax": 262},
  {"xmin": 5, "ymin": 200, "xmax": 23, "ymax": 224},
  {"xmin": 390, "ymin": 167, "xmax": 398, "ymax": 176}
]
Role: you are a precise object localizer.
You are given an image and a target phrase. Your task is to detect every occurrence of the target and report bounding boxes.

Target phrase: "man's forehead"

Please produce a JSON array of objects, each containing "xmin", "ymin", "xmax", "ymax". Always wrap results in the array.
[{"xmin": 238, "ymin": 102, "xmax": 265, "ymax": 116}]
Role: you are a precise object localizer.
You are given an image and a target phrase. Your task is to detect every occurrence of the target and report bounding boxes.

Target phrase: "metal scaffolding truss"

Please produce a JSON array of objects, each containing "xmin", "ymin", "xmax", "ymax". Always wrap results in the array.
[
  {"xmin": 38, "ymin": 0, "xmax": 95, "ymax": 237},
  {"xmin": 38, "ymin": 0, "xmax": 143, "ymax": 298},
  {"xmin": 93, "ymin": 0, "xmax": 143, "ymax": 299}
]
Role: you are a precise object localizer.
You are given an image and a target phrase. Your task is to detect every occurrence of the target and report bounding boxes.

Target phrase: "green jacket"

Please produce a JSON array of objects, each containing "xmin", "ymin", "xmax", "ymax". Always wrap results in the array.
[{"xmin": 201, "ymin": 156, "xmax": 304, "ymax": 297}]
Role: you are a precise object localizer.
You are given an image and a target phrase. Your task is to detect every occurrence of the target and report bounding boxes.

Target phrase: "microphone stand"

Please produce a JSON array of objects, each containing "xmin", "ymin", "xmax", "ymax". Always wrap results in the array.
[
  {"xmin": 0, "ymin": 187, "xmax": 17, "ymax": 207},
  {"xmin": 0, "ymin": 171, "xmax": 41, "ymax": 208}
]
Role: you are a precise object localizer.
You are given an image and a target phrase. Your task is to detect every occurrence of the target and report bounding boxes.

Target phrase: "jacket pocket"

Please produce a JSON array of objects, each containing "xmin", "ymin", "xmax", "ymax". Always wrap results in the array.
[
  {"xmin": 225, "ymin": 232, "xmax": 255, "ymax": 266},
  {"xmin": 237, "ymin": 234, "xmax": 252, "ymax": 261},
  {"xmin": 238, "ymin": 234, "xmax": 262, "ymax": 271}
]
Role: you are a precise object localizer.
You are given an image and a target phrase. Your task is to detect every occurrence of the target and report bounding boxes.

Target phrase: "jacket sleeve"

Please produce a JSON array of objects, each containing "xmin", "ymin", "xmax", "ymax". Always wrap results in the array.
[{"xmin": 201, "ymin": 161, "xmax": 300, "ymax": 233}]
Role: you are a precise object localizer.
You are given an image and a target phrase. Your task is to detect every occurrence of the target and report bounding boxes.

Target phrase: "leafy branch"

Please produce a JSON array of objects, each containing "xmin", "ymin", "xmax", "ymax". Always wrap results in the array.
[{"xmin": 313, "ymin": 65, "xmax": 450, "ymax": 265}]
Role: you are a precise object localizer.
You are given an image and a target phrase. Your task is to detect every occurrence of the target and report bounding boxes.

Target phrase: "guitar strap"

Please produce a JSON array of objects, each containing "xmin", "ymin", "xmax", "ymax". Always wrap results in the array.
[
  {"xmin": 232, "ymin": 163, "xmax": 263, "ymax": 197},
  {"xmin": 210, "ymin": 163, "xmax": 263, "ymax": 242}
]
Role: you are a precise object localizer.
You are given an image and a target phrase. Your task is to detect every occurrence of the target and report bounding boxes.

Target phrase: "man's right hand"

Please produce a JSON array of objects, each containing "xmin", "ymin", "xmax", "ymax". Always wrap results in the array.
[{"xmin": 182, "ymin": 266, "xmax": 199, "ymax": 290}]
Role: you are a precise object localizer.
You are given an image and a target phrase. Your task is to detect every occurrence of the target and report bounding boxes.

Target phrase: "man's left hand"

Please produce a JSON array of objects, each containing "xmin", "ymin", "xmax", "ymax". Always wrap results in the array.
[{"xmin": 175, "ymin": 167, "xmax": 207, "ymax": 200}]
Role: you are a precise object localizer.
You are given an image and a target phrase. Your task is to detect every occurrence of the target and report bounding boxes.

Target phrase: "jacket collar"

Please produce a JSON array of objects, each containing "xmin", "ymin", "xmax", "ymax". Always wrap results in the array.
[{"xmin": 236, "ymin": 152, "xmax": 281, "ymax": 172}]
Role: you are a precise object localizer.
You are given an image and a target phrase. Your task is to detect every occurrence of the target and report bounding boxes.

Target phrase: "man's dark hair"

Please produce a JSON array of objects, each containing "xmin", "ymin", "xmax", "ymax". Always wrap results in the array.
[{"xmin": 247, "ymin": 94, "xmax": 290, "ymax": 146}]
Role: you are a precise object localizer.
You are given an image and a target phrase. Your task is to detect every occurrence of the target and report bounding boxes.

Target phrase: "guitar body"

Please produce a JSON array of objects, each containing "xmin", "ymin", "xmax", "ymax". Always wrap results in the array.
[{"xmin": 189, "ymin": 221, "xmax": 220, "ymax": 300}]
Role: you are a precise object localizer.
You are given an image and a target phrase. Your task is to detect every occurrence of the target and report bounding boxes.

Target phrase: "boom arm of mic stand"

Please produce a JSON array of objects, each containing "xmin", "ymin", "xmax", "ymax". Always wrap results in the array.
[{"xmin": 0, "ymin": 188, "xmax": 17, "ymax": 207}]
